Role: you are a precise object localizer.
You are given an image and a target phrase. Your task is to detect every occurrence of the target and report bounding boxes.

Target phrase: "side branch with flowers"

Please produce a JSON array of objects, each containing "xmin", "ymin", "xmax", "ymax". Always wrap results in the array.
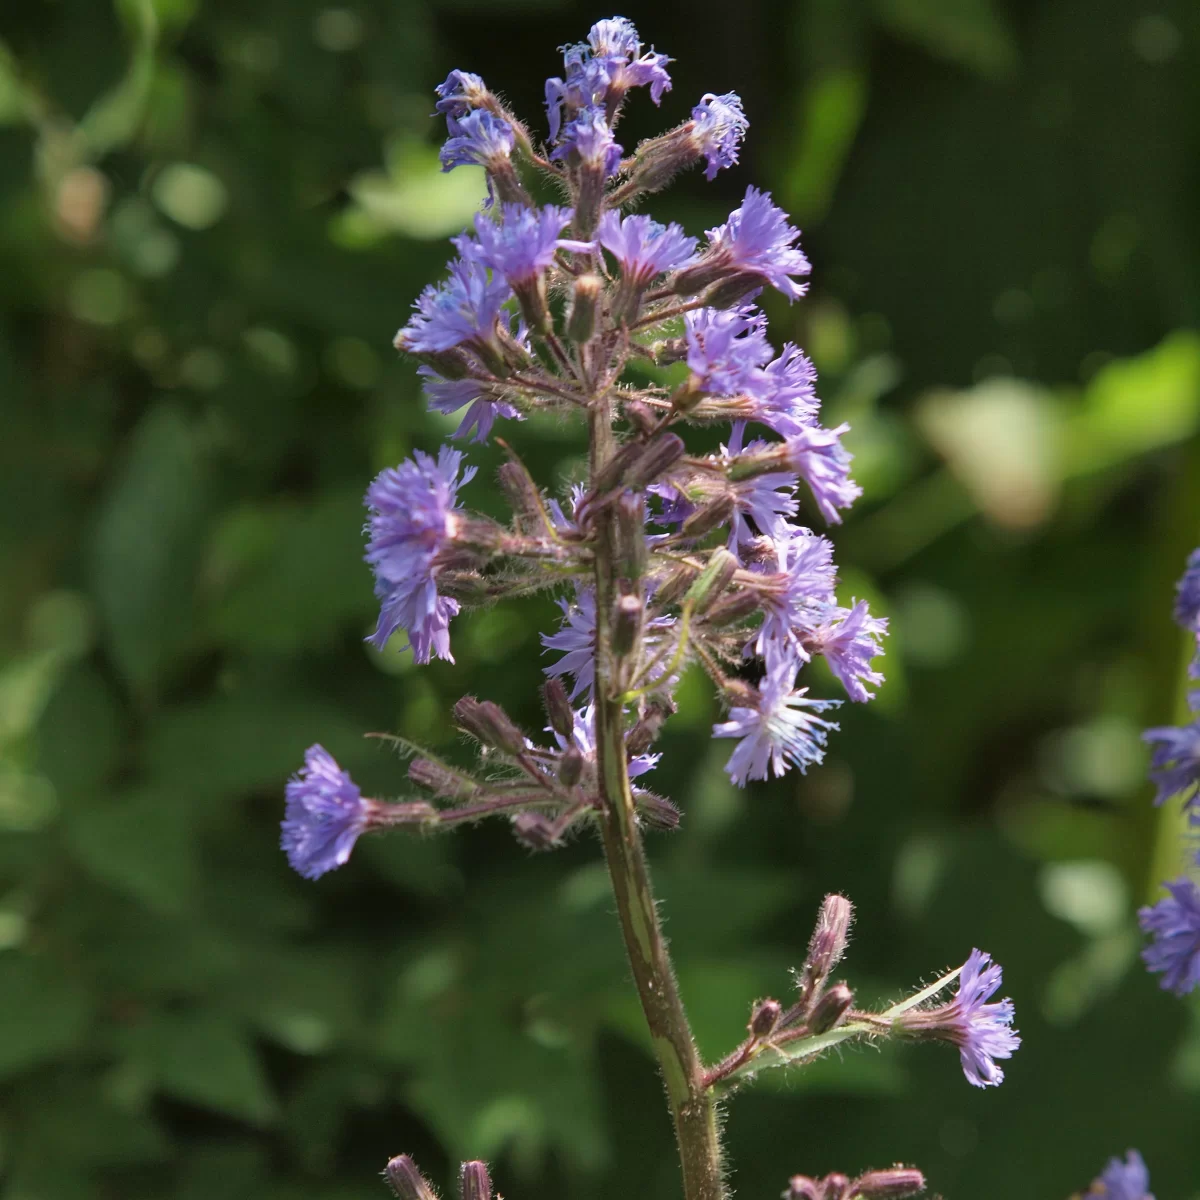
[{"xmin": 281, "ymin": 18, "xmax": 1027, "ymax": 1200}]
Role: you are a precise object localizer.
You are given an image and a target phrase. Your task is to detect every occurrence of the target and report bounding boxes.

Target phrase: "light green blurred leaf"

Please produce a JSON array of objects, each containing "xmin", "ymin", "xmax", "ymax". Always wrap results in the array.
[
  {"xmin": 340, "ymin": 140, "xmax": 487, "ymax": 242},
  {"xmin": 872, "ymin": 0, "xmax": 1017, "ymax": 78},
  {"xmin": 1066, "ymin": 330, "xmax": 1200, "ymax": 477}
]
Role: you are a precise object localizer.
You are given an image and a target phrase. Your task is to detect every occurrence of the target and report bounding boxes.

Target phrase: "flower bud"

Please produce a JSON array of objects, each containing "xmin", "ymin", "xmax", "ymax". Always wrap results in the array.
[
  {"xmin": 385, "ymin": 1155, "xmax": 439, "ymax": 1200},
  {"xmin": 512, "ymin": 812, "xmax": 558, "ymax": 849},
  {"xmin": 681, "ymin": 493, "xmax": 736, "ymax": 539},
  {"xmin": 624, "ymin": 399, "xmax": 658, "ymax": 435},
  {"xmin": 612, "ymin": 591, "xmax": 643, "ymax": 658},
  {"xmin": 783, "ymin": 1177, "xmax": 822, "ymax": 1200},
  {"xmin": 512, "ymin": 274, "xmax": 552, "ymax": 338},
  {"xmin": 850, "ymin": 1167, "xmax": 926, "ymax": 1199},
  {"xmin": 557, "ymin": 745, "xmax": 584, "ymax": 787},
  {"xmin": 808, "ymin": 982, "xmax": 853, "ymax": 1035},
  {"xmin": 685, "ymin": 547, "xmax": 738, "ymax": 615},
  {"xmin": 409, "ymin": 758, "xmax": 476, "ymax": 800},
  {"xmin": 567, "ymin": 273, "xmax": 602, "ymax": 343},
  {"xmin": 654, "ymin": 565, "xmax": 695, "ymax": 608},
  {"xmin": 453, "ymin": 697, "xmax": 527, "ymax": 756},
  {"xmin": 406, "ymin": 346, "xmax": 473, "ymax": 380},
  {"xmin": 615, "ymin": 491, "xmax": 647, "ymax": 582},
  {"xmin": 627, "ymin": 433, "xmax": 686, "ymax": 490},
  {"xmin": 542, "ymin": 679, "xmax": 575, "ymax": 740},
  {"xmin": 627, "ymin": 700, "xmax": 673, "ymax": 754},
  {"xmin": 459, "ymin": 1161, "xmax": 493, "ymax": 1200},
  {"xmin": 624, "ymin": 125, "xmax": 703, "ymax": 195},
  {"xmin": 498, "ymin": 460, "xmax": 545, "ymax": 529},
  {"xmin": 820, "ymin": 1174, "xmax": 852, "ymax": 1200},
  {"xmin": 803, "ymin": 895, "xmax": 854, "ymax": 999},
  {"xmin": 750, "ymin": 998, "xmax": 782, "ymax": 1038},
  {"xmin": 635, "ymin": 789, "xmax": 681, "ymax": 831},
  {"xmin": 650, "ymin": 336, "xmax": 688, "ymax": 365},
  {"xmin": 703, "ymin": 589, "xmax": 760, "ymax": 628}
]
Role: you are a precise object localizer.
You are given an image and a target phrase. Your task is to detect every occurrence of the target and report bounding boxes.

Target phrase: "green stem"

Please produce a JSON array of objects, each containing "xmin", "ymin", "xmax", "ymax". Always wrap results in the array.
[{"xmin": 589, "ymin": 406, "xmax": 726, "ymax": 1200}]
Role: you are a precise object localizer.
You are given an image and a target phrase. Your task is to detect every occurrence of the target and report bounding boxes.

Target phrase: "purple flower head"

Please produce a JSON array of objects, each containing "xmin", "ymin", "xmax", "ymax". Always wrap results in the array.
[
  {"xmin": 1139, "ymin": 877, "xmax": 1200, "ymax": 995},
  {"xmin": 545, "ymin": 17, "xmax": 671, "ymax": 140},
  {"xmin": 282, "ymin": 745, "xmax": 372, "ymax": 879},
  {"xmin": 419, "ymin": 367, "xmax": 521, "ymax": 443},
  {"xmin": 440, "ymin": 110, "xmax": 515, "ymax": 173},
  {"xmin": 714, "ymin": 656, "xmax": 840, "ymax": 785},
  {"xmin": 691, "ymin": 92, "xmax": 749, "ymax": 180},
  {"xmin": 558, "ymin": 703, "xmax": 660, "ymax": 778},
  {"xmin": 685, "ymin": 304, "xmax": 773, "ymax": 395},
  {"xmin": 458, "ymin": 203, "xmax": 590, "ymax": 287},
  {"xmin": 434, "ymin": 70, "xmax": 490, "ymax": 120},
  {"xmin": 597, "ymin": 211, "xmax": 698, "ymax": 285},
  {"xmin": 1142, "ymin": 719, "xmax": 1200, "ymax": 810},
  {"xmin": 1087, "ymin": 1151, "xmax": 1154, "ymax": 1200},
  {"xmin": 704, "ymin": 186, "xmax": 812, "ymax": 302},
  {"xmin": 542, "ymin": 587, "xmax": 597, "ymax": 701},
  {"xmin": 748, "ymin": 524, "xmax": 837, "ymax": 669},
  {"xmin": 781, "ymin": 423, "xmax": 862, "ymax": 524},
  {"xmin": 1174, "ymin": 548, "xmax": 1200, "ymax": 632},
  {"xmin": 542, "ymin": 585, "xmax": 676, "ymax": 701},
  {"xmin": 364, "ymin": 446, "xmax": 476, "ymax": 662},
  {"xmin": 723, "ymin": 424, "xmax": 798, "ymax": 548},
  {"xmin": 900, "ymin": 949, "xmax": 1020, "ymax": 1088},
  {"xmin": 748, "ymin": 344, "xmax": 820, "ymax": 436},
  {"xmin": 395, "ymin": 256, "xmax": 512, "ymax": 355},
  {"xmin": 550, "ymin": 106, "xmax": 623, "ymax": 176},
  {"xmin": 807, "ymin": 600, "xmax": 888, "ymax": 702}
]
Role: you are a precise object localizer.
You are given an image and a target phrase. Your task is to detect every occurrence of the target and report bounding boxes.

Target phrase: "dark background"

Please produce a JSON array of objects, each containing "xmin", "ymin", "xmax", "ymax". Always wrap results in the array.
[{"xmin": 2, "ymin": 1, "xmax": 1199, "ymax": 1197}]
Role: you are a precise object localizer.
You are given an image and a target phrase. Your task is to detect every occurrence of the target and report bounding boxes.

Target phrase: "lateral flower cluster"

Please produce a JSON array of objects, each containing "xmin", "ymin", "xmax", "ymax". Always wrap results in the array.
[{"xmin": 1139, "ymin": 548, "xmax": 1200, "ymax": 995}]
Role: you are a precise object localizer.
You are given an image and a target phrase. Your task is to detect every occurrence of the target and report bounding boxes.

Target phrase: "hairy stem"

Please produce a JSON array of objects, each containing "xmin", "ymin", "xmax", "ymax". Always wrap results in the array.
[{"xmin": 589, "ymin": 405, "xmax": 726, "ymax": 1200}]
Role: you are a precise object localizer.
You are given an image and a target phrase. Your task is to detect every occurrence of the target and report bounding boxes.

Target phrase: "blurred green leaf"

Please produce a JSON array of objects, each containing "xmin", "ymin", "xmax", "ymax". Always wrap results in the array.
[
  {"xmin": 0, "ymin": 952, "xmax": 90, "ymax": 1080},
  {"xmin": 64, "ymin": 783, "xmax": 198, "ymax": 914},
  {"xmin": 88, "ymin": 402, "xmax": 212, "ymax": 697},
  {"xmin": 872, "ymin": 0, "xmax": 1017, "ymax": 78}
]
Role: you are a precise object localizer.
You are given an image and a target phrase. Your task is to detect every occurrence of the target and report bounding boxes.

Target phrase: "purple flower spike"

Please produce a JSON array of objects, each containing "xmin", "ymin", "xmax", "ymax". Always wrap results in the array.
[
  {"xmin": 705, "ymin": 186, "xmax": 812, "ymax": 301},
  {"xmin": 1088, "ymin": 1150, "xmax": 1155, "ymax": 1200},
  {"xmin": 713, "ymin": 656, "xmax": 841, "ymax": 785},
  {"xmin": 551, "ymin": 106, "xmax": 623, "ymax": 176},
  {"xmin": 459, "ymin": 203, "xmax": 590, "ymax": 286},
  {"xmin": 395, "ymin": 257, "xmax": 511, "ymax": 355},
  {"xmin": 1139, "ymin": 877, "xmax": 1200, "ymax": 995},
  {"xmin": 691, "ymin": 92, "xmax": 749, "ymax": 180},
  {"xmin": 282, "ymin": 745, "xmax": 372, "ymax": 879},
  {"xmin": 434, "ymin": 70, "xmax": 490, "ymax": 119},
  {"xmin": 685, "ymin": 304, "xmax": 773, "ymax": 396},
  {"xmin": 1142, "ymin": 719, "xmax": 1200, "ymax": 810},
  {"xmin": 809, "ymin": 600, "xmax": 888, "ymax": 702},
  {"xmin": 782, "ymin": 423, "xmax": 862, "ymax": 524},
  {"xmin": 1174, "ymin": 548, "xmax": 1200, "ymax": 632},
  {"xmin": 364, "ymin": 446, "xmax": 476, "ymax": 662},
  {"xmin": 440, "ymin": 110, "xmax": 515, "ymax": 173},
  {"xmin": 899, "ymin": 949, "xmax": 1020, "ymax": 1087},
  {"xmin": 419, "ymin": 367, "xmax": 521, "ymax": 443},
  {"xmin": 597, "ymin": 212, "xmax": 698, "ymax": 284}
]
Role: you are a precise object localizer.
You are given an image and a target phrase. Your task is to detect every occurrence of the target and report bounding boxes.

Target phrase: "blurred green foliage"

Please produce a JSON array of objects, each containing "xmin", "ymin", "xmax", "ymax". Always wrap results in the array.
[{"xmin": 1, "ymin": 1, "xmax": 1199, "ymax": 1197}]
